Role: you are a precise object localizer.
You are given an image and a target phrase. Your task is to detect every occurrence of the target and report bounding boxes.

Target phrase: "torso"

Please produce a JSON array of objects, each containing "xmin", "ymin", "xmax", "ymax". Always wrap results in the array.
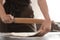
[{"xmin": 3, "ymin": 0, "xmax": 33, "ymax": 18}]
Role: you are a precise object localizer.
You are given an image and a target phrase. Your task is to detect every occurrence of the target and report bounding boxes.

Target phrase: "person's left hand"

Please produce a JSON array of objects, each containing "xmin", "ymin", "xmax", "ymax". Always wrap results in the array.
[{"xmin": 36, "ymin": 20, "xmax": 51, "ymax": 36}]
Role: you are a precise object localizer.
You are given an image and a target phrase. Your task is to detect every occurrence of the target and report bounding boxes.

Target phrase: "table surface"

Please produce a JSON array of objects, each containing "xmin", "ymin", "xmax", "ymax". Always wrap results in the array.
[{"xmin": 0, "ymin": 32, "xmax": 60, "ymax": 40}]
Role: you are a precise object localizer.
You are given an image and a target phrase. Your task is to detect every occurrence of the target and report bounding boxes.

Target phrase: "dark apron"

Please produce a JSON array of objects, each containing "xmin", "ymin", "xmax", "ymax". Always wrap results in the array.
[{"xmin": 0, "ymin": 0, "xmax": 35, "ymax": 32}]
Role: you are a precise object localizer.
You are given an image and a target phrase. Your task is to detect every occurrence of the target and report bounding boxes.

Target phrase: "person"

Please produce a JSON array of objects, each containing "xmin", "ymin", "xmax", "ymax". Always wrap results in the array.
[{"xmin": 0, "ymin": 0, "xmax": 51, "ymax": 36}]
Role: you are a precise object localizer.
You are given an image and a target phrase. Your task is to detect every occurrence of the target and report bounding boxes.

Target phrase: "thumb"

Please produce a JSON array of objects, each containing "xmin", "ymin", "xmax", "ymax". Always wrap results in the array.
[{"xmin": 9, "ymin": 15, "xmax": 14, "ymax": 19}]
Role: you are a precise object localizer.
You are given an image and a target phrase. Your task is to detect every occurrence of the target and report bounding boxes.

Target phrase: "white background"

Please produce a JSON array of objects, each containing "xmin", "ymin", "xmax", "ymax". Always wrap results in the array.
[{"xmin": 31, "ymin": 0, "xmax": 60, "ymax": 22}]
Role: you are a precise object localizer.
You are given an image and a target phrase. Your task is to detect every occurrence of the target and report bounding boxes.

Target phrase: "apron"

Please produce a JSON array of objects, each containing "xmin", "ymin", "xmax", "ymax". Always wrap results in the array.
[{"xmin": 0, "ymin": 0, "xmax": 35, "ymax": 32}]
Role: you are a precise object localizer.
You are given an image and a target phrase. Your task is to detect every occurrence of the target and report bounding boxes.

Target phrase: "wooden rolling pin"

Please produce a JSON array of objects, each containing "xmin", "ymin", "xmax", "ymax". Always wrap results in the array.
[{"xmin": 14, "ymin": 18, "xmax": 44, "ymax": 24}]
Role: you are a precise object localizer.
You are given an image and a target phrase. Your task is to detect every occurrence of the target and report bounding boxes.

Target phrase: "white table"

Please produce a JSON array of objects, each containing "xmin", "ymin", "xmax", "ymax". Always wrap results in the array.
[{"xmin": 0, "ymin": 32, "xmax": 60, "ymax": 40}]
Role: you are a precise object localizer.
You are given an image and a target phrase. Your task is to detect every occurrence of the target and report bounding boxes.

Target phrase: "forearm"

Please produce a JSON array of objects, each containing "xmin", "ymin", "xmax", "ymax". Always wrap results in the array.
[
  {"xmin": 0, "ymin": 3, "xmax": 6, "ymax": 18},
  {"xmin": 38, "ymin": 0, "xmax": 50, "ymax": 21}
]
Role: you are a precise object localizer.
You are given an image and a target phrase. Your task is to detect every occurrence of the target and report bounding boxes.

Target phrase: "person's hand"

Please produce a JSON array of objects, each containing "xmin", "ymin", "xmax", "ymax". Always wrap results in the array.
[
  {"xmin": 0, "ymin": 14, "xmax": 14, "ymax": 23},
  {"xmin": 37, "ymin": 20, "xmax": 51, "ymax": 36}
]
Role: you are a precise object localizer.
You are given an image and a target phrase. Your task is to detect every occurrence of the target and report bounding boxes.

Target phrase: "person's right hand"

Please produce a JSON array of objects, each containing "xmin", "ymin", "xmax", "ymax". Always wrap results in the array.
[{"xmin": 0, "ymin": 14, "xmax": 14, "ymax": 23}]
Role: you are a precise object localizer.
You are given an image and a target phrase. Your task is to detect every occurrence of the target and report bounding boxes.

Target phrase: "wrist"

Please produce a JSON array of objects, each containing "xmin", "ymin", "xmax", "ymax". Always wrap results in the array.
[
  {"xmin": 45, "ymin": 18, "xmax": 51, "ymax": 21},
  {"xmin": 0, "ymin": 14, "xmax": 7, "ymax": 18},
  {"xmin": 45, "ymin": 19, "xmax": 51, "ymax": 23}
]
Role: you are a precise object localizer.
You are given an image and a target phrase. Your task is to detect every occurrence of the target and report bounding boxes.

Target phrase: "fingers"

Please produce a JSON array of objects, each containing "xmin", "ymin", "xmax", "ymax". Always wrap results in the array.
[
  {"xmin": 8, "ymin": 14, "xmax": 14, "ymax": 23},
  {"xmin": 6, "ymin": 15, "xmax": 14, "ymax": 23},
  {"xmin": 1, "ymin": 14, "xmax": 14, "ymax": 23},
  {"xmin": 36, "ymin": 25, "xmax": 51, "ymax": 36},
  {"xmin": 2, "ymin": 16, "xmax": 9, "ymax": 23},
  {"xmin": 32, "ymin": 29, "xmax": 48, "ymax": 37},
  {"xmin": 8, "ymin": 14, "xmax": 14, "ymax": 20}
]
